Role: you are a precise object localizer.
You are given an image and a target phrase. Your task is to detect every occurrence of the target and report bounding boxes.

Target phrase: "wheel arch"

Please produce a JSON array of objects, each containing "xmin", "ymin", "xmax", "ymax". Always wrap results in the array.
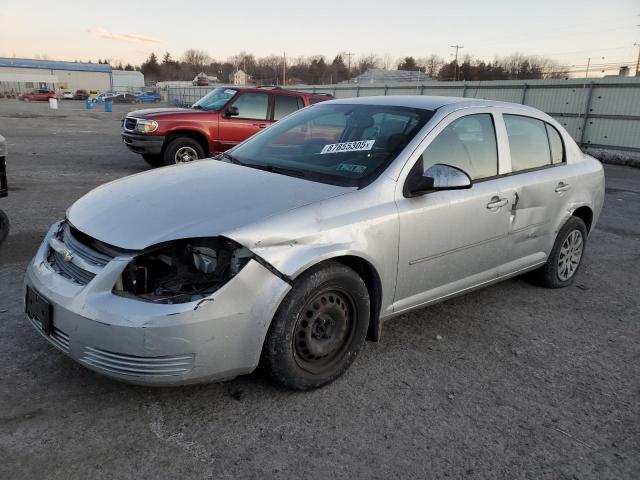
[
  {"xmin": 571, "ymin": 205, "xmax": 593, "ymax": 232},
  {"xmin": 290, "ymin": 254, "xmax": 384, "ymax": 342},
  {"xmin": 163, "ymin": 129, "xmax": 210, "ymax": 157}
]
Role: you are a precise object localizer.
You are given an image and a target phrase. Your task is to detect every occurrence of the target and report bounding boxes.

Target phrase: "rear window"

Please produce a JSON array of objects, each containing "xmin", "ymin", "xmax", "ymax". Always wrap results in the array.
[
  {"xmin": 504, "ymin": 115, "xmax": 551, "ymax": 171},
  {"xmin": 273, "ymin": 95, "xmax": 302, "ymax": 121}
]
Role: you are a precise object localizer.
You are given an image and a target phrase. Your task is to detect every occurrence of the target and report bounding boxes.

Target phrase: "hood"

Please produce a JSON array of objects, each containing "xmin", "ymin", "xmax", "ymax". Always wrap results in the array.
[
  {"xmin": 128, "ymin": 107, "xmax": 200, "ymax": 118},
  {"xmin": 67, "ymin": 160, "xmax": 351, "ymax": 250}
]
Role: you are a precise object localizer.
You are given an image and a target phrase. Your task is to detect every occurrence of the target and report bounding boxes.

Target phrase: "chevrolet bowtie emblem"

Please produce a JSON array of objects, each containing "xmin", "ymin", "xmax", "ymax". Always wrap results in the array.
[{"xmin": 61, "ymin": 249, "xmax": 74, "ymax": 262}]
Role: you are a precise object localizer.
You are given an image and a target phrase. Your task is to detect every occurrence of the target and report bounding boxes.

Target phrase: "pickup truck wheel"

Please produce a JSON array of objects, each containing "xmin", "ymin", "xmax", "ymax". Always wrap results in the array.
[
  {"xmin": 0, "ymin": 209, "xmax": 9, "ymax": 245},
  {"xmin": 262, "ymin": 261, "xmax": 370, "ymax": 390},
  {"xmin": 142, "ymin": 154, "xmax": 164, "ymax": 168},
  {"xmin": 532, "ymin": 216, "xmax": 587, "ymax": 288},
  {"xmin": 163, "ymin": 137, "xmax": 205, "ymax": 166}
]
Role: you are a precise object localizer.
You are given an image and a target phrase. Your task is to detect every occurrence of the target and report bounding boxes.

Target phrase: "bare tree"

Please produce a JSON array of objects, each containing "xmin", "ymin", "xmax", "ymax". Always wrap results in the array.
[{"xmin": 181, "ymin": 49, "xmax": 211, "ymax": 70}]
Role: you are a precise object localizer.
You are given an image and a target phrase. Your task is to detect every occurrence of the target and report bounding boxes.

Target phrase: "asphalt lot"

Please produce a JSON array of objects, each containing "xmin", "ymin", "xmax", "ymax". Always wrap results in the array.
[{"xmin": 0, "ymin": 99, "xmax": 638, "ymax": 480}]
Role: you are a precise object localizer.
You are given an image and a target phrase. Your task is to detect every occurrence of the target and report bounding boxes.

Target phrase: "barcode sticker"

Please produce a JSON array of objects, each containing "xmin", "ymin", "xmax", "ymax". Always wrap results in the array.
[{"xmin": 320, "ymin": 140, "xmax": 375, "ymax": 154}]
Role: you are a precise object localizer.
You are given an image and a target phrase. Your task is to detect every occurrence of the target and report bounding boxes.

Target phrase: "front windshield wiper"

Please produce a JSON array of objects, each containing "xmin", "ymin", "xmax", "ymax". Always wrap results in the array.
[
  {"xmin": 242, "ymin": 162, "xmax": 307, "ymax": 179},
  {"xmin": 218, "ymin": 152, "xmax": 242, "ymax": 164},
  {"xmin": 191, "ymin": 104, "xmax": 204, "ymax": 110}
]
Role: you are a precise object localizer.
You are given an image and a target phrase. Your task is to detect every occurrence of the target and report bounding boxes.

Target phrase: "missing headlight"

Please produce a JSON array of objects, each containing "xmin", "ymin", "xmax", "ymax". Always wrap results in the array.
[{"xmin": 113, "ymin": 237, "xmax": 254, "ymax": 304}]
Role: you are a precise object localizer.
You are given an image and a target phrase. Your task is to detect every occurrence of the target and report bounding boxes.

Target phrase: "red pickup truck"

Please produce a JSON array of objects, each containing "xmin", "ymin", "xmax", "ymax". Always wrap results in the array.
[{"xmin": 121, "ymin": 86, "xmax": 333, "ymax": 167}]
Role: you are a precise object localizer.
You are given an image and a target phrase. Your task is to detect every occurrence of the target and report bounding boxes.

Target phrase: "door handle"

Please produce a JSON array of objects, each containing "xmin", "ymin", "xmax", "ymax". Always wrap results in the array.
[
  {"xmin": 555, "ymin": 181, "xmax": 571, "ymax": 193},
  {"xmin": 486, "ymin": 196, "xmax": 508, "ymax": 210},
  {"xmin": 253, "ymin": 123, "xmax": 267, "ymax": 128}
]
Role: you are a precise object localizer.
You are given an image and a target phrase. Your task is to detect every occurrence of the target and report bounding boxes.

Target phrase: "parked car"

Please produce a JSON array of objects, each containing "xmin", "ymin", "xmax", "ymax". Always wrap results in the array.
[
  {"xmin": 121, "ymin": 86, "xmax": 333, "ymax": 167},
  {"xmin": 18, "ymin": 89, "xmax": 58, "ymax": 102},
  {"xmin": 73, "ymin": 90, "xmax": 89, "ymax": 100},
  {"xmin": 87, "ymin": 90, "xmax": 100, "ymax": 101},
  {"xmin": 25, "ymin": 96, "xmax": 604, "ymax": 390},
  {"xmin": 61, "ymin": 91, "xmax": 74, "ymax": 100},
  {"xmin": 0, "ymin": 134, "xmax": 8, "ymax": 245},
  {"xmin": 136, "ymin": 91, "xmax": 161, "ymax": 103},
  {"xmin": 93, "ymin": 91, "xmax": 119, "ymax": 103},
  {"xmin": 111, "ymin": 93, "xmax": 139, "ymax": 104}
]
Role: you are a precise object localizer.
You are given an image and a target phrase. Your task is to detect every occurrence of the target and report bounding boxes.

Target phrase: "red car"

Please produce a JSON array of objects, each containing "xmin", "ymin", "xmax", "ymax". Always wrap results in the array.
[
  {"xmin": 19, "ymin": 89, "xmax": 58, "ymax": 102},
  {"xmin": 121, "ymin": 86, "xmax": 332, "ymax": 167}
]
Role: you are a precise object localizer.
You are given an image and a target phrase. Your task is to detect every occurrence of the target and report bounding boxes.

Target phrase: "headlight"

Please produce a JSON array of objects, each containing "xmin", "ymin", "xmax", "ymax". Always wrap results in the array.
[
  {"xmin": 135, "ymin": 119, "xmax": 158, "ymax": 134},
  {"xmin": 113, "ymin": 237, "xmax": 253, "ymax": 304}
]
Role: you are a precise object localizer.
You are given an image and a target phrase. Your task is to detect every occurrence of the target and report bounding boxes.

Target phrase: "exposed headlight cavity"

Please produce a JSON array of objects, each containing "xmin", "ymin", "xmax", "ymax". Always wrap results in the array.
[{"xmin": 113, "ymin": 237, "xmax": 253, "ymax": 304}]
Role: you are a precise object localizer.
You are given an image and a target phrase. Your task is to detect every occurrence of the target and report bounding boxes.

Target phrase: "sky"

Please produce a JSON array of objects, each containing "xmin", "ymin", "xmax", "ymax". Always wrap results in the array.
[{"xmin": 0, "ymin": 0, "xmax": 638, "ymax": 75}]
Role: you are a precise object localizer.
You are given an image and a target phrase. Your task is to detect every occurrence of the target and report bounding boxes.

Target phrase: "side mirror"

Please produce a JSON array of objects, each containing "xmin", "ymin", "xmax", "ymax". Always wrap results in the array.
[
  {"xmin": 404, "ymin": 163, "xmax": 472, "ymax": 198},
  {"xmin": 225, "ymin": 106, "xmax": 239, "ymax": 117}
]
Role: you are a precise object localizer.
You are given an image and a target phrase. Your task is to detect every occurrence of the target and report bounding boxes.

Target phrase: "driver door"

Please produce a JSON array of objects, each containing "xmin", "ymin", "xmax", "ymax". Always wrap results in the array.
[
  {"xmin": 393, "ymin": 111, "xmax": 514, "ymax": 313},
  {"xmin": 218, "ymin": 92, "xmax": 272, "ymax": 150}
]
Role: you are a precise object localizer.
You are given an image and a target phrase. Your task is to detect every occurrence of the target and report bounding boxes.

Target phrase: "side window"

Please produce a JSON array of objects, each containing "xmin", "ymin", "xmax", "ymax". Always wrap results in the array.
[
  {"xmin": 546, "ymin": 123, "xmax": 565, "ymax": 164},
  {"xmin": 420, "ymin": 113, "xmax": 498, "ymax": 180},
  {"xmin": 230, "ymin": 92, "xmax": 269, "ymax": 120},
  {"xmin": 504, "ymin": 115, "xmax": 551, "ymax": 171},
  {"xmin": 273, "ymin": 95, "xmax": 301, "ymax": 121}
]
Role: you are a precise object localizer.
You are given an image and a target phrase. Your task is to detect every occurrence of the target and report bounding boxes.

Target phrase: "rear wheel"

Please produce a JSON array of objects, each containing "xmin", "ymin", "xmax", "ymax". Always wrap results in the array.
[
  {"xmin": 0, "ymin": 209, "xmax": 9, "ymax": 245},
  {"xmin": 162, "ymin": 137, "xmax": 205, "ymax": 166},
  {"xmin": 262, "ymin": 261, "xmax": 370, "ymax": 390},
  {"xmin": 532, "ymin": 216, "xmax": 588, "ymax": 288},
  {"xmin": 142, "ymin": 154, "xmax": 164, "ymax": 168}
]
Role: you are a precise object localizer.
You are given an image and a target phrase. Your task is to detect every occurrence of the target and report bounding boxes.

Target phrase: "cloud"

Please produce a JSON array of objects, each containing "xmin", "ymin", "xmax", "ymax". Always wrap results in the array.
[
  {"xmin": 0, "ymin": 11, "xmax": 17, "ymax": 18},
  {"xmin": 88, "ymin": 27, "xmax": 161, "ymax": 45}
]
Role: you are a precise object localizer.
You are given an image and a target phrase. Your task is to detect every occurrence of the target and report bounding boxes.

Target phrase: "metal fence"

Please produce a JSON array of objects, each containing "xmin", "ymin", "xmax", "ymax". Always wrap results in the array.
[{"xmin": 166, "ymin": 77, "xmax": 640, "ymax": 153}]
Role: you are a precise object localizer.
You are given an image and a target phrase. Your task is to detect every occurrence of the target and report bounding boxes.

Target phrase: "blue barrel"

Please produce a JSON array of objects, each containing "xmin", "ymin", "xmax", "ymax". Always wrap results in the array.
[
  {"xmin": 104, "ymin": 101, "xmax": 112, "ymax": 113},
  {"xmin": 97, "ymin": 96, "xmax": 104, "ymax": 104},
  {"xmin": 85, "ymin": 99, "xmax": 93, "ymax": 110}
]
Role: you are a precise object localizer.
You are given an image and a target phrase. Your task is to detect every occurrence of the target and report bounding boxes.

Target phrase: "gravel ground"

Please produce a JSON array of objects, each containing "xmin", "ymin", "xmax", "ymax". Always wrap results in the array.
[{"xmin": 0, "ymin": 100, "xmax": 638, "ymax": 480}]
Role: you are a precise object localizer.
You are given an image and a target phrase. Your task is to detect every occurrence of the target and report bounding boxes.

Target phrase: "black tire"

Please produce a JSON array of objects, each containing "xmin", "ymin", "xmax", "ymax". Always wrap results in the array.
[
  {"xmin": 142, "ymin": 154, "xmax": 164, "ymax": 168},
  {"xmin": 262, "ymin": 261, "xmax": 370, "ymax": 390},
  {"xmin": 162, "ymin": 137, "xmax": 205, "ymax": 166},
  {"xmin": 0, "ymin": 209, "xmax": 9, "ymax": 245},
  {"xmin": 531, "ymin": 216, "xmax": 588, "ymax": 288}
]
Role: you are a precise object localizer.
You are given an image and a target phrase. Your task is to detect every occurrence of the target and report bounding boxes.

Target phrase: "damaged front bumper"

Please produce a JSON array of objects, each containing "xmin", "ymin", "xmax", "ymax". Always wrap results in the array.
[{"xmin": 24, "ymin": 223, "xmax": 291, "ymax": 386}]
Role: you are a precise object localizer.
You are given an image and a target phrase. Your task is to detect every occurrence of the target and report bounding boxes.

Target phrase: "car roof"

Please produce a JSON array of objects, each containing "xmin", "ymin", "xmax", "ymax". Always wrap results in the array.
[
  {"xmin": 325, "ymin": 95, "xmax": 543, "ymax": 113},
  {"xmin": 220, "ymin": 85, "xmax": 328, "ymax": 97}
]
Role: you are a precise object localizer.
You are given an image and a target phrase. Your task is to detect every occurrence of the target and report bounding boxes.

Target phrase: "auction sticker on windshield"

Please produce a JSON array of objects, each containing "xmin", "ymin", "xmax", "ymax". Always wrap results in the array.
[{"xmin": 320, "ymin": 140, "xmax": 375, "ymax": 154}]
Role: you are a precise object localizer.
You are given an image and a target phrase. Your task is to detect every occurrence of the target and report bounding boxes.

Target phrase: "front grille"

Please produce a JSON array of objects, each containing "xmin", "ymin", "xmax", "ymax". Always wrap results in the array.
[
  {"xmin": 80, "ymin": 347, "xmax": 195, "ymax": 377},
  {"xmin": 49, "ymin": 250, "xmax": 96, "ymax": 284},
  {"xmin": 47, "ymin": 222, "xmax": 115, "ymax": 285},
  {"xmin": 124, "ymin": 117, "xmax": 137, "ymax": 131}
]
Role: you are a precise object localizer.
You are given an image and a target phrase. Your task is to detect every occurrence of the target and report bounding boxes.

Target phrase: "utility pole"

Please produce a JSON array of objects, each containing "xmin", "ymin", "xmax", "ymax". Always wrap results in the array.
[
  {"xmin": 635, "ymin": 43, "xmax": 640, "ymax": 76},
  {"xmin": 345, "ymin": 52, "xmax": 354, "ymax": 82},
  {"xmin": 283, "ymin": 52, "xmax": 286, "ymax": 86},
  {"xmin": 450, "ymin": 44, "xmax": 464, "ymax": 81},
  {"xmin": 585, "ymin": 57, "xmax": 591, "ymax": 79}
]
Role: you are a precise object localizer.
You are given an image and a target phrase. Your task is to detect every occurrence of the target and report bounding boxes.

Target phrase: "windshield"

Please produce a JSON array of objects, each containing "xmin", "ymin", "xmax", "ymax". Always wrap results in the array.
[
  {"xmin": 227, "ymin": 103, "xmax": 433, "ymax": 187},
  {"xmin": 192, "ymin": 87, "xmax": 237, "ymax": 111}
]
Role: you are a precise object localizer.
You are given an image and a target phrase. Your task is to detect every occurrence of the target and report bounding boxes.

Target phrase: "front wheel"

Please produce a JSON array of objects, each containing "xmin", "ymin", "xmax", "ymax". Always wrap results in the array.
[
  {"xmin": 532, "ymin": 216, "xmax": 588, "ymax": 288},
  {"xmin": 162, "ymin": 137, "xmax": 205, "ymax": 166},
  {"xmin": 262, "ymin": 261, "xmax": 370, "ymax": 390}
]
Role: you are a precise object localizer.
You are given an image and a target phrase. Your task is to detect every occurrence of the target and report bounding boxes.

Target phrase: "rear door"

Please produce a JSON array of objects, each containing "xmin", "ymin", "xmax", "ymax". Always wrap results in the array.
[
  {"xmin": 497, "ymin": 112, "xmax": 571, "ymax": 266},
  {"xmin": 217, "ymin": 91, "xmax": 271, "ymax": 150}
]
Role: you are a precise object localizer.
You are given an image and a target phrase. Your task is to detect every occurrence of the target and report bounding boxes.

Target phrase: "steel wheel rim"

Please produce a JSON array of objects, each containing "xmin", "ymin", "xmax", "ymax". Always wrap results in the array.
[
  {"xmin": 557, "ymin": 229, "xmax": 583, "ymax": 281},
  {"xmin": 293, "ymin": 288, "xmax": 356, "ymax": 374},
  {"xmin": 175, "ymin": 146, "xmax": 198, "ymax": 164}
]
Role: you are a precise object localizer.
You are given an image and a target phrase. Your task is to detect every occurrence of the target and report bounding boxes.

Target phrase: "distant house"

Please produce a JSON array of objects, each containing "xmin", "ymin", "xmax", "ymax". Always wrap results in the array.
[
  {"xmin": 231, "ymin": 69, "xmax": 251, "ymax": 86},
  {"xmin": 350, "ymin": 68, "xmax": 430, "ymax": 84}
]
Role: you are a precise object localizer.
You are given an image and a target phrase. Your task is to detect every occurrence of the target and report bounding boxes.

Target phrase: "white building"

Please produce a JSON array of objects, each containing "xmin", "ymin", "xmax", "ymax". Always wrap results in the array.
[
  {"xmin": 112, "ymin": 70, "xmax": 145, "ymax": 91},
  {"xmin": 0, "ymin": 57, "xmax": 112, "ymax": 94},
  {"xmin": 232, "ymin": 69, "xmax": 250, "ymax": 86}
]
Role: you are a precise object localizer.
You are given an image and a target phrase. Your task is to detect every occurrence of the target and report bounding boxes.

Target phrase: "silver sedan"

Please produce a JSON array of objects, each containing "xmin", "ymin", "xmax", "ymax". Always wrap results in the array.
[{"xmin": 24, "ymin": 96, "xmax": 604, "ymax": 389}]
